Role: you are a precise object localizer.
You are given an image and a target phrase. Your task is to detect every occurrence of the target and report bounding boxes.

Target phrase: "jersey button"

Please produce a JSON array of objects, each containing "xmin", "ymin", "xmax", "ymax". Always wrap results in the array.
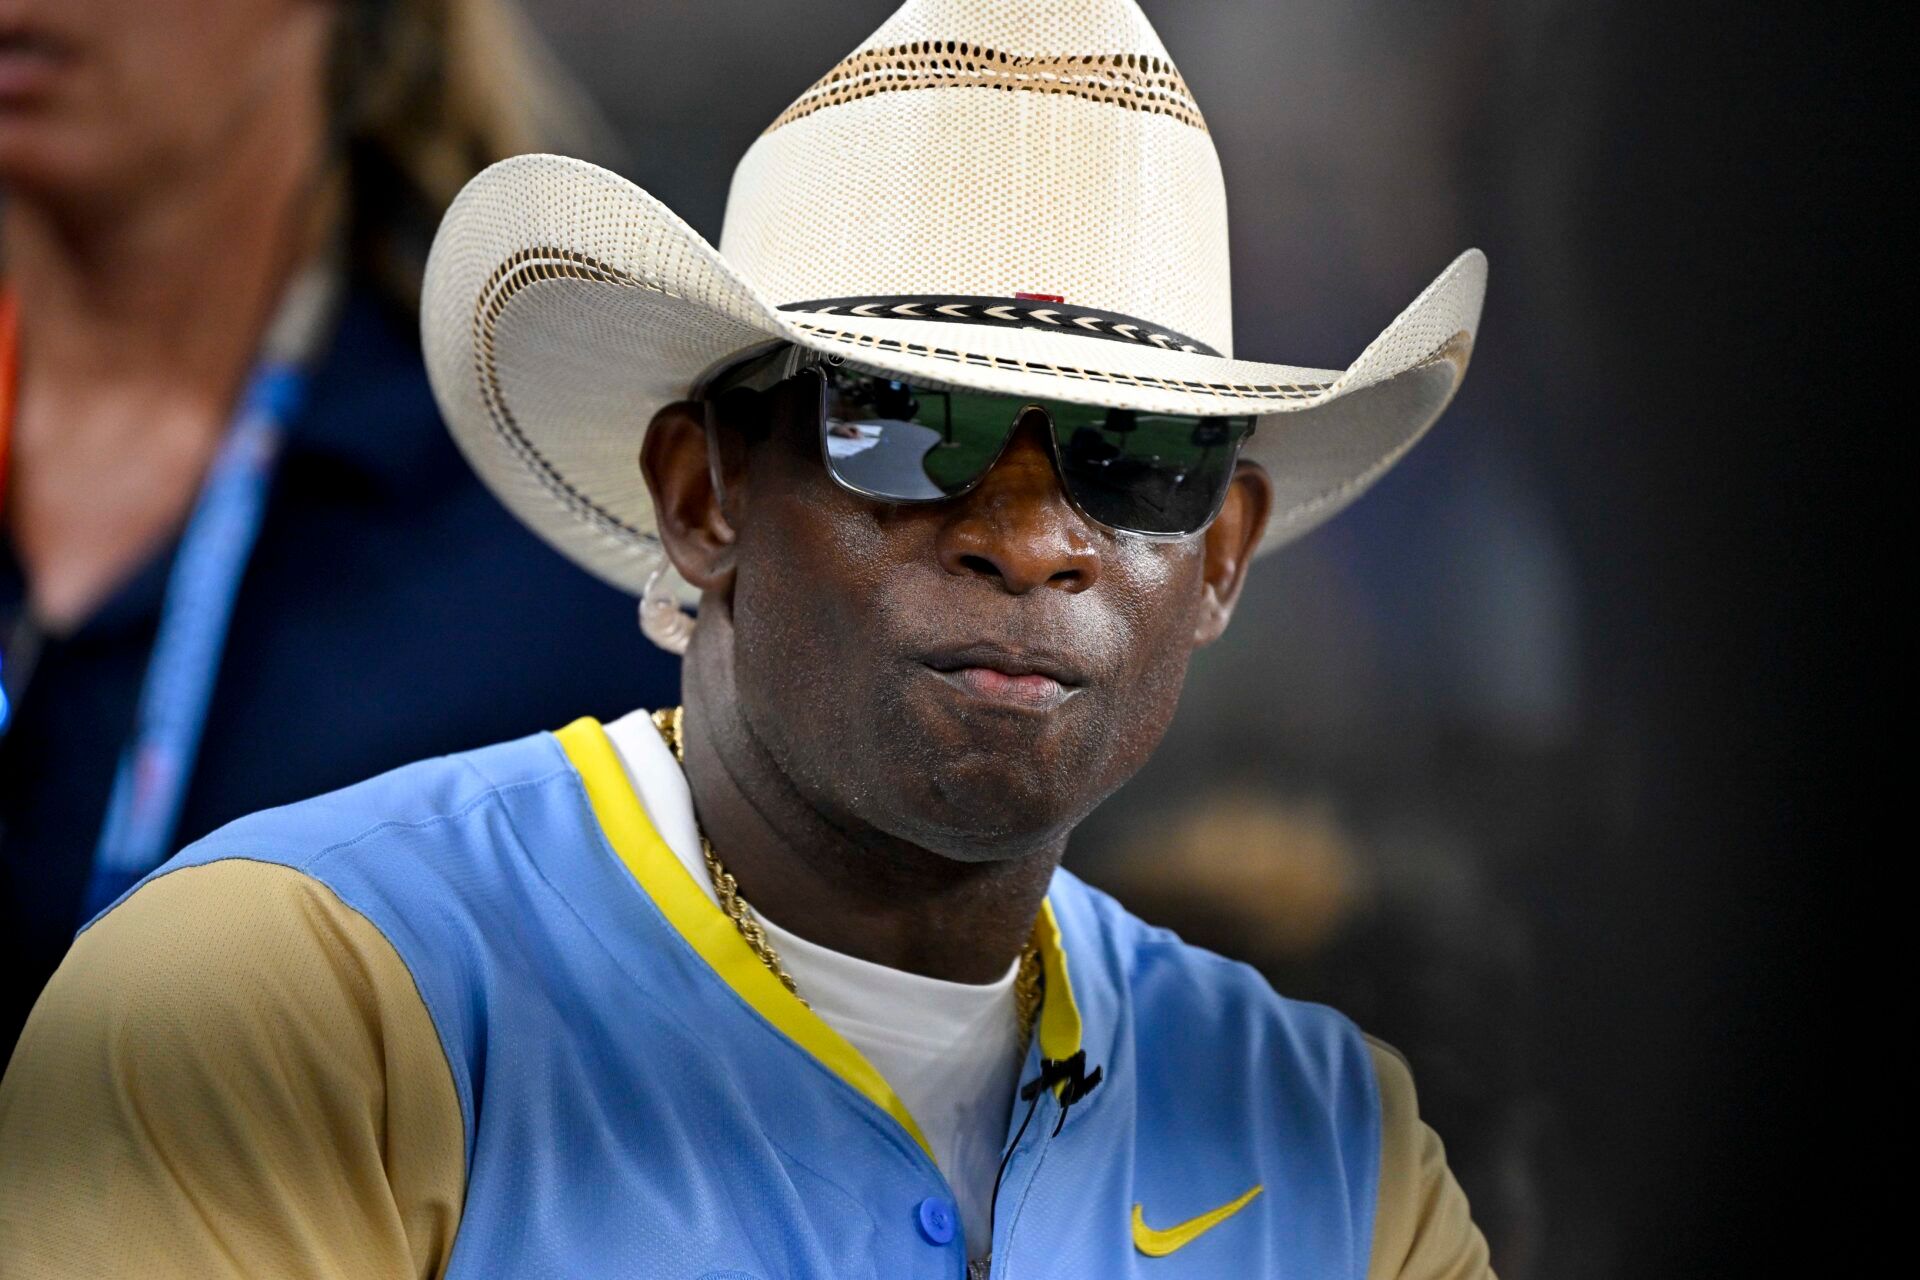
[{"xmin": 915, "ymin": 1196, "xmax": 957, "ymax": 1245}]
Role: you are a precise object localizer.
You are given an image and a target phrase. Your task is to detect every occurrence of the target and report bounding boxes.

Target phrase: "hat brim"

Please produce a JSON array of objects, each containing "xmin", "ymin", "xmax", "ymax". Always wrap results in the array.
[{"xmin": 424, "ymin": 154, "xmax": 1486, "ymax": 600}]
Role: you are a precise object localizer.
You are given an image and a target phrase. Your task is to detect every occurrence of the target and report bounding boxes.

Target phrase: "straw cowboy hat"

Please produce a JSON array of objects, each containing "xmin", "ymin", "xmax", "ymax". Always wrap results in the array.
[{"xmin": 421, "ymin": 0, "xmax": 1487, "ymax": 612}]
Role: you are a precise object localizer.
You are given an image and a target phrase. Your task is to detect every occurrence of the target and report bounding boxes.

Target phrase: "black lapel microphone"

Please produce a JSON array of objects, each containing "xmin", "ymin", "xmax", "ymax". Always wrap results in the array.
[
  {"xmin": 989, "ymin": 1050, "xmax": 1107, "ymax": 1233},
  {"xmin": 1023, "ymin": 1049, "xmax": 1104, "ymax": 1135}
]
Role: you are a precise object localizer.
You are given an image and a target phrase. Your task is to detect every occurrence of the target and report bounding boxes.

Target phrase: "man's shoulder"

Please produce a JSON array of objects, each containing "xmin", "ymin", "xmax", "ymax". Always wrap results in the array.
[
  {"xmin": 1052, "ymin": 868, "xmax": 1363, "ymax": 1031},
  {"xmin": 1049, "ymin": 869, "xmax": 1375, "ymax": 1092},
  {"xmin": 76, "ymin": 727, "xmax": 593, "ymax": 999},
  {"xmin": 62, "ymin": 726, "xmax": 604, "ymax": 1140},
  {"xmin": 136, "ymin": 728, "xmax": 579, "ymax": 893}
]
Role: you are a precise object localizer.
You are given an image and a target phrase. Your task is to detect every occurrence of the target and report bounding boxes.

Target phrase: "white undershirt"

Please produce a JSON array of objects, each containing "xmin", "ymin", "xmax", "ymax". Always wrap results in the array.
[{"xmin": 602, "ymin": 710, "xmax": 1022, "ymax": 1260}]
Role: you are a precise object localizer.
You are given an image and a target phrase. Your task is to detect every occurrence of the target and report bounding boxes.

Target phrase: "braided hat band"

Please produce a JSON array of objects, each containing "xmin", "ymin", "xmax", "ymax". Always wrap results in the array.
[{"xmin": 778, "ymin": 296, "xmax": 1221, "ymax": 357}]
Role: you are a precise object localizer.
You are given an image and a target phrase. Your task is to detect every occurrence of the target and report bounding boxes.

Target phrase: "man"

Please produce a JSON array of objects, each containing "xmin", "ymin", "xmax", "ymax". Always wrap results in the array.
[{"xmin": 0, "ymin": 0, "xmax": 1491, "ymax": 1275}]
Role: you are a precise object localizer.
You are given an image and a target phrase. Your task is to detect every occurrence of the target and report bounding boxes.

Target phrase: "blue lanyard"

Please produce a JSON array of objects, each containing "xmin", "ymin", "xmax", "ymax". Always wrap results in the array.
[{"xmin": 78, "ymin": 361, "xmax": 308, "ymax": 921}]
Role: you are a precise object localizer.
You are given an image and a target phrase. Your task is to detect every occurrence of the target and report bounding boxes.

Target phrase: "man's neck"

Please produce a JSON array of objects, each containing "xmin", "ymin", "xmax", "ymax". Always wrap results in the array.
[{"xmin": 680, "ymin": 628, "xmax": 1067, "ymax": 987}]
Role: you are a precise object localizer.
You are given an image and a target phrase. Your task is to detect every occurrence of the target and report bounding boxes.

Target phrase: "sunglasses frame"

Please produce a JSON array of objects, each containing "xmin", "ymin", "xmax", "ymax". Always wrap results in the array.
[{"xmin": 694, "ymin": 340, "xmax": 1257, "ymax": 540}]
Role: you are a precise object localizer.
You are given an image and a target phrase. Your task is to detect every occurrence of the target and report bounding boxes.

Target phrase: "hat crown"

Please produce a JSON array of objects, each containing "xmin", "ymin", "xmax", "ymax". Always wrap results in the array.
[
  {"xmin": 857, "ymin": 0, "xmax": 1177, "ymax": 59},
  {"xmin": 718, "ymin": 0, "xmax": 1235, "ymax": 356}
]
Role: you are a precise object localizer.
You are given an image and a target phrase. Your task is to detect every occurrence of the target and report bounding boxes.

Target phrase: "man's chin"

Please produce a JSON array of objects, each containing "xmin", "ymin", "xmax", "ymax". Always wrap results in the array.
[{"xmin": 858, "ymin": 749, "xmax": 1099, "ymax": 863}]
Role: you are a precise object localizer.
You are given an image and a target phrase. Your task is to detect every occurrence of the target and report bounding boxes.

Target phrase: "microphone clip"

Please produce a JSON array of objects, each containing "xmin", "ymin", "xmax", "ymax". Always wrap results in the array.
[{"xmin": 1021, "ymin": 1049, "xmax": 1105, "ymax": 1134}]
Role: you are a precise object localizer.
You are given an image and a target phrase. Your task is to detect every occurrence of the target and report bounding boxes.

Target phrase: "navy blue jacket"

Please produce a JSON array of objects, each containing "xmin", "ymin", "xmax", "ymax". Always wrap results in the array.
[{"xmin": 0, "ymin": 284, "xmax": 680, "ymax": 1051}]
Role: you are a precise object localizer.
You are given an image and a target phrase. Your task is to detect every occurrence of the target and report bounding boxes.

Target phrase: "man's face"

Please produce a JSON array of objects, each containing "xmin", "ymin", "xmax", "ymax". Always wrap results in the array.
[{"xmin": 671, "ymin": 372, "xmax": 1269, "ymax": 863}]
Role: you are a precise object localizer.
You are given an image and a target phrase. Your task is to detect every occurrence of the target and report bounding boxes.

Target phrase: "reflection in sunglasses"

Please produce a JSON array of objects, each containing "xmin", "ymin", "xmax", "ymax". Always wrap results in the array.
[
  {"xmin": 814, "ymin": 364, "xmax": 1256, "ymax": 534},
  {"xmin": 826, "ymin": 416, "xmax": 947, "ymax": 499}
]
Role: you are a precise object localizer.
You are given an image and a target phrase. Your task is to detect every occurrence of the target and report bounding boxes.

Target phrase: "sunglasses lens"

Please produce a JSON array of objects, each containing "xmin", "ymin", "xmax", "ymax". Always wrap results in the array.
[
  {"xmin": 820, "ymin": 375, "xmax": 1014, "ymax": 500},
  {"xmin": 818, "ymin": 367, "xmax": 1251, "ymax": 535},
  {"xmin": 1048, "ymin": 404, "xmax": 1253, "ymax": 535}
]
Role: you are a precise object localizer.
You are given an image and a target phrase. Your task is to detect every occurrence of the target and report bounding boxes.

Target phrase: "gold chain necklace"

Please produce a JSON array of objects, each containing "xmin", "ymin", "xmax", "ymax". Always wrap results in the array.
[{"xmin": 651, "ymin": 706, "xmax": 1044, "ymax": 1052}]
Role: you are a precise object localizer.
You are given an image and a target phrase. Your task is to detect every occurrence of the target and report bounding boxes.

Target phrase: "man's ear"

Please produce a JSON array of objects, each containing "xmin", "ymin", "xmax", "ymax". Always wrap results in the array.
[
  {"xmin": 640, "ymin": 400, "xmax": 738, "ymax": 592},
  {"xmin": 1193, "ymin": 460, "xmax": 1273, "ymax": 646}
]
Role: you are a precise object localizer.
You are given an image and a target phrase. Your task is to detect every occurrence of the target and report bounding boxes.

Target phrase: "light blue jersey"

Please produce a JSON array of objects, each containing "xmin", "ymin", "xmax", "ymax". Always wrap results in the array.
[{"xmin": 1, "ymin": 719, "xmax": 1491, "ymax": 1278}]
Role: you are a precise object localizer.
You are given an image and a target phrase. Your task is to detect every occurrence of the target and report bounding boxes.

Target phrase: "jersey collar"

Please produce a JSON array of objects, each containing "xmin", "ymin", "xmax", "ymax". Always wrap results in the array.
[{"xmin": 553, "ymin": 715, "xmax": 1088, "ymax": 1161}]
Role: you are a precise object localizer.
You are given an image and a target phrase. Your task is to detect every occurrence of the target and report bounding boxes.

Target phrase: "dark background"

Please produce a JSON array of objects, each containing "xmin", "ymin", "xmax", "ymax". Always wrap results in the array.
[{"xmin": 519, "ymin": 0, "xmax": 1869, "ymax": 1271}]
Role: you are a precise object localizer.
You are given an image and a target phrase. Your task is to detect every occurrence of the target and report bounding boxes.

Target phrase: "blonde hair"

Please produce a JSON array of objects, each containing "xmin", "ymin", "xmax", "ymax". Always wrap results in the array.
[{"xmin": 330, "ymin": 0, "xmax": 614, "ymax": 310}]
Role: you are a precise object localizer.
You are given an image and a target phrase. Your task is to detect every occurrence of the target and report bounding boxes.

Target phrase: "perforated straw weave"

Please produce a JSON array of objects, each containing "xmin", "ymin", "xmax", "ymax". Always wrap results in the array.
[{"xmin": 421, "ymin": 0, "xmax": 1488, "ymax": 608}]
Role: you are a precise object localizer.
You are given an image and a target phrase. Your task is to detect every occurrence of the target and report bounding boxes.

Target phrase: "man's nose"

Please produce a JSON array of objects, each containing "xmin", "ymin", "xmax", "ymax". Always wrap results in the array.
[{"xmin": 933, "ymin": 409, "xmax": 1103, "ymax": 594}]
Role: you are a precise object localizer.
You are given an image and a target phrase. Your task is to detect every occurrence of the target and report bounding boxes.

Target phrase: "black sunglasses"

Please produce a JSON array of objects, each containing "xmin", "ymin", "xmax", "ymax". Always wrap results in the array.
[{"xmin": 697, "ymin": 342, "xmax": 1257, "ymax": 538}]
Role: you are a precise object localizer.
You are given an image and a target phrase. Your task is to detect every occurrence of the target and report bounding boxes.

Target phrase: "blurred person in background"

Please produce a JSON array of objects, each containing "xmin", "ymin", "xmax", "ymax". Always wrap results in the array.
[{"xmin": 0, "ymin": 0, "xmax": 677, "ymax": 1053}]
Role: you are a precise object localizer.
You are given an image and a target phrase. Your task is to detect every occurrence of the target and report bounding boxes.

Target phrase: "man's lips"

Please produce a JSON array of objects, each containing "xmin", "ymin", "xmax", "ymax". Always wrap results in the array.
[
  {"xmin": 920, "ymin": 644, "xmax": 1088, "ymax": 712},
  {"xmin": 0, "ymin": 27, "xmax": 76, "ymax": 102}
]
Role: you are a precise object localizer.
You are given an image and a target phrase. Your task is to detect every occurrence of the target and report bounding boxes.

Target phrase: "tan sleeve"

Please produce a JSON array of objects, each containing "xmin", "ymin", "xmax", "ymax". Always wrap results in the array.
[
  {"xmin": 1364, "ymin": 1035, "xmax": 1496, "ymax": 1280},
  {"xmin": 0, "ymin": 860, "xmax": 465, "ymax": 1279}
]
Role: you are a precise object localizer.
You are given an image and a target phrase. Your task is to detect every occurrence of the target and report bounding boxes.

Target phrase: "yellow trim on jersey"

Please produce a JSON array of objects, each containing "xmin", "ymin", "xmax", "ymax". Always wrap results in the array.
[
  {"xmin": 1033, "ymin": 898, "xmax": 1083, "ymax": 1069},
  {"xmin": 553, "ymin": 716, "xmax": 1089, "ymax": 1161},
  {"xmin": 1131, "ymin": 1184, "xmax": 1264, "ymax": 1257},
  {"xmin": 556, "ymin": 718, "xmax": 943, "ymax": 1154}
]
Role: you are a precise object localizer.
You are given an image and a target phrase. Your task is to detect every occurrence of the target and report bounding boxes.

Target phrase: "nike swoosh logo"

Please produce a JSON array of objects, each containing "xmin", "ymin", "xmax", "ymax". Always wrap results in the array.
[{"xmin": 1131, "ymin": 1183, "xmax": 1264, "ymax": 1257}]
